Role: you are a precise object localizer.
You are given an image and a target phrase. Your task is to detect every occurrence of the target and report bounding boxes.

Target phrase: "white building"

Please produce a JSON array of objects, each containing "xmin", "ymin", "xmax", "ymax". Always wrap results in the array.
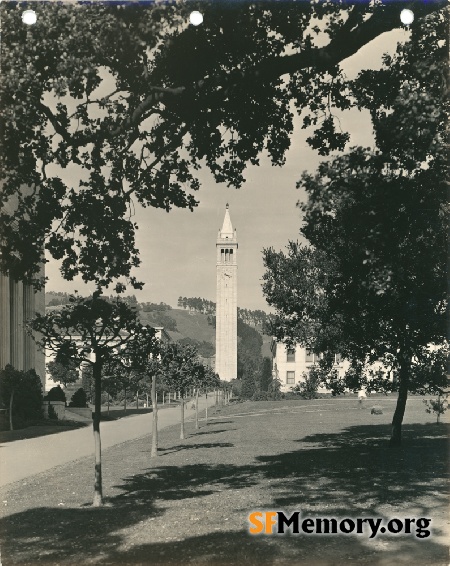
[
  {"xmin": 270, "ymin": 340, "xmax": 349, "ymax": 393},
  {"xmin": 270, "ymin": 339, "xmax": 394, "ymax": 394}
]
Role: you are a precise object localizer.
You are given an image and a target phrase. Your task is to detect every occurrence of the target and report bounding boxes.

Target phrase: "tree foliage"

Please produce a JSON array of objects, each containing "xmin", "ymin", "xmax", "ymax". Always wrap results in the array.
[
  {"xmin": 160, "ymin": 342, "xmax": 198, "ymax": 397},
  {"xmin": 47, "ymin": 359, "xmax": 79, "ymax": 387},
  {"xmin": 1, "ymin": 1, "xmax": 445, "ymax": 290},
  {"xmin": 262, "ymin": 9, "xmax": 448, "ymax": 444}
]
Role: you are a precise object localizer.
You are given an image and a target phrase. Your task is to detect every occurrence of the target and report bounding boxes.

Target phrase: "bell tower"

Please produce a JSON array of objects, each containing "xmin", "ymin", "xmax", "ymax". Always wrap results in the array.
[{"xmin": 215, "ymin": 204, "xmax": 237, "ymax": 382}]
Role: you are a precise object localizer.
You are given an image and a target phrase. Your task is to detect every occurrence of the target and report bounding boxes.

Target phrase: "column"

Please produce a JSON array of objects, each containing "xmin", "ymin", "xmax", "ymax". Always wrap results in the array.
[
  {"xmin": 34, "ymin": 264, "xmax": 46, "ymax": 386},
  {"xmin": 0, "ymin": 272, "xmax": 11, "ymax": 369},
  {"xmin": 23, "ymin": 283, "xmax": 36, "ymax": 371},
  {"xmin": 10, "ymin": 279, "xmax": 24, "ymax": 370}
]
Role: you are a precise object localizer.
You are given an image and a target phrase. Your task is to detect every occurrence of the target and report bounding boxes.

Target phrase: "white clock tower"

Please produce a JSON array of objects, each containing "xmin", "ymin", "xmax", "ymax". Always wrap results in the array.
[{"xmin": 215, "ymin": 204, "xmax": 237, "ymax": 382}]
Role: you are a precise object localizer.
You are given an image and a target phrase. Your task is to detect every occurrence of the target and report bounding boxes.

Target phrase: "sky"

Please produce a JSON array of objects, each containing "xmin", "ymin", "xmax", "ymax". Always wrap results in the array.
[{"xmin": 45, "ymin": 26, "xmax": 408, "ymax": 311}]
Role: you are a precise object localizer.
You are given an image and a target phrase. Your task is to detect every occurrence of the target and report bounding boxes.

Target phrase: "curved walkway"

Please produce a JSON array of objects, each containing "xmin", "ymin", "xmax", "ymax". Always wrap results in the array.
[{"xmin": 0, "ymin": 395, "xmax": 214, "ymax": 488}]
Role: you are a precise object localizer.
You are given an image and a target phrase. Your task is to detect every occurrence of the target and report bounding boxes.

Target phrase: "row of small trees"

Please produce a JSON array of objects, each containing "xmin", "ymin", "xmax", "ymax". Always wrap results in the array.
[{"xmin": 29, "ymin": 291, "xmax": 222, "ymax": 507}]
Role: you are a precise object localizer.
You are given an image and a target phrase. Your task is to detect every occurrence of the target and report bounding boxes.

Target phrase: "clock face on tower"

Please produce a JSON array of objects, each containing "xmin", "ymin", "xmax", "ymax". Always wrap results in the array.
[{"xmin": 221, "ymin": 269, "xmax": 232, "ymax": 280}]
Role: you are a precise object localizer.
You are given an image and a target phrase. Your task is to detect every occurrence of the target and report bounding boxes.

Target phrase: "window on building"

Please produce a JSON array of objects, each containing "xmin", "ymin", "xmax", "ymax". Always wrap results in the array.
[
  {"xmin": 334, "ymin": 354, "xmax": 342, "ymax": 365},
  {"xmin": 286, "ymin": 347, "xmax": 296, "ymax": 362},
  {"xmin": 305, "ymin": 350, "xmax": 315, "ymax": 363},
  {"xmin": 286, "ymin": 371, "xmax": 295, "ymax": 384}
]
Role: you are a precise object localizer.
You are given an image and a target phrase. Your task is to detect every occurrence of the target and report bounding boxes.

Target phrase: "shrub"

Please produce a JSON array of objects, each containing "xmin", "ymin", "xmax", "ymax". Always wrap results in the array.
[
  {"xmin": 45, "ymin": 385, "xmax": 66, "ymax": 403},
  {"xmin": 291, "ymin": 368, "xmax": 322, "ymax": 399},
  {"xmin": 0, "ymin": 365, "xmax": 44, "ymax": 427},
  {"xmin": 69, "ymin": 388, "xmax": 88, "ymax": 408},
  {"xmin": 251, "ymin": 391, "xmax": 283, "ymax": 401},
  {"xmin": 423, "ymin": 395, "xmax": 448, "ymax": 423}
]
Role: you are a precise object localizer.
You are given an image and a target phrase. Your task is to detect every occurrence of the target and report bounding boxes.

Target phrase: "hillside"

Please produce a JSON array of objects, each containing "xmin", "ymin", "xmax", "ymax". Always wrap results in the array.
[
  {"xmin": 140, "ymin": 308, "xmax": 215, "ymax": 344},
  {"xmin": 140, "ymin": 307, "xmax": 273, "ymax": 360},
  {"xmin": 44, "ymin": 294, "xmax": 273, "ymax": 361}
]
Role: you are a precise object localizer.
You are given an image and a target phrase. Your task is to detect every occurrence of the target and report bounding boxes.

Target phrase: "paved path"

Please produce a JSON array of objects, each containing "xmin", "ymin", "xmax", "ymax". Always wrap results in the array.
[{"xmin": 0, "ymin": 395, "xmax": 215, "ymax": 488}]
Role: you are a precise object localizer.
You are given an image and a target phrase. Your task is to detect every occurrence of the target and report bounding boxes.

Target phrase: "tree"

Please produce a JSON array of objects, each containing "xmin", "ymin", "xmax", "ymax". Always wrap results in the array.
[
  {"xmin": 191, "ymin": 361, "xmax": 206, "ymax": 430},
  {"xmin": 423, "ymin": 395, "xmax": 448, "ymax": 423},
  {"xmin": 160, "ymin": 342, "xmax": 197, "ymax": 440},
  {"xmin": 202, "ymin": 367, "xmax": 220, "ymax": 424},
  {"xmin": 29, "ymin": 292, "xmax": 158, "ymax": 506},
  {"xmin": 263, "ymin": 9, "xmax": 447, "ymax": 445},
  {"xmin": 240, "ymin": 372, "xmax": 256, "ymax": 400},
  {"xmin": 1, "ymin": 1, "xmax": 446, "ymax": 290},
  {"xmin": 292, "ymin": 367, "xmax": 323, "ymax": 400},
  {"xmin": 47, "ymin": 359, "xmax": 79, "ymax": 387},
  {"xmin": 0, "ymin": 365, "xmax": 43, "ymax": 430},
  {"xmin": 141, "ymin": 355, "xmax": 163, "ymax": 458},
  {"xmin": 259, "ymin": 358, "xmax": 273, "ymax": 392},
  {"xmin": 237, "ymin": 318, "xmax": 263, "ymax": 383}
]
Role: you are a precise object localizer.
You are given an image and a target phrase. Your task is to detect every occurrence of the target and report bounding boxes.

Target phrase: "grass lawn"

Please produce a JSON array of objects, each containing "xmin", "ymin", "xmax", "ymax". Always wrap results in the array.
[{"xmin": 0, "ymin": 397, "xmax": 448, "ymax": 565}]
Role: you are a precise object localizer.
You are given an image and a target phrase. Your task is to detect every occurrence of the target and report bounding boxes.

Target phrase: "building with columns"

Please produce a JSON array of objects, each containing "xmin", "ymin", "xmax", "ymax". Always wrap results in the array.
[
  {"xmin": 1, "ymin": 199, "xmax": 46, "ymax": 387},
  {"xmin": 215, "ymin": 204, "xmax": 237, "ymax": 382}
]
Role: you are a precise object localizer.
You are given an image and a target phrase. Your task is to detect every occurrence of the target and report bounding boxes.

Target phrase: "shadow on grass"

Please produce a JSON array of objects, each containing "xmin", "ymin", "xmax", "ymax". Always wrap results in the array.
[
  {"xmin": 100, "ymin": 407, "xmax": 153, "ymax": 420},
  {"xmin": 101, "ymin": 403, "xmax": 186, "ymax": 421},
  {"xmin": 1, "ymin": 423, "xmax": 448, "ymax": 565},
  {"xmin": 189, "ymin": 429, "xmax": 235, "ymax": 436},
  {"xmin": 162, "ymin": 442, "xmax": 234, "ymax": 456},
  {"xmin": 0, "ymin": 421, "xmax": 89, "ymax": 443},
  {"xmin": 203, "ymin": 419, "xmax": 234, "ymax": 425}
]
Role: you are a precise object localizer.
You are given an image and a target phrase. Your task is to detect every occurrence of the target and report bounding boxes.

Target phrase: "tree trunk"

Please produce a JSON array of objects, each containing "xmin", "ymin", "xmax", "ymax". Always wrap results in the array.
[
  {"xmin": 195, "ymin": 388, "xmax": 199, "ymax": 430},
  {"xmin": 151, "ymin": 375, "xmax": 158, "ymax": 457},
  {"xmin": 390, "ymin": 355, "xmax": 410, "ymax": 447},
  {"xmin": 9, "ymin": 388, "xmax": 14, "ymax": 431},
  {"xmin": 123, "ymin": 387, "xmax": 127, "ymax": 414},
  {"xmin": 168, "ymin": 391, "xmax": 171, "ymax": 404},
  {"xmin": 92, "ymin": 361, "xmax": 103, "ymax": 506},
  {"xmin": 180, "ymin": 393, "xmax": 185, "ymax": 440},
  {"xmin": 205, "ymin": 391, "xmax": 208, "ymax": 424},
  {"xmin": 107, "ymin": 393, "xmax": 110, "ymax": 416},
  {"xmin": 136, "ymin": 391, "xmax": 139, "ymax": 410},
  {"xmin": 162, "ymin": 391, "xmax": 165, "ymax": 405}
]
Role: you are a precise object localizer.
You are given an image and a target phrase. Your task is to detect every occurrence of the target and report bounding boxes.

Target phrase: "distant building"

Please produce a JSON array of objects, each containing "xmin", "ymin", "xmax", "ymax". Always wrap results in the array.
[
  {"xmin": 270, "ymin": 339, "xmax": 391, "ymax": 394},
  {"xmin": 270, "ymin": 340, "xmax": 348, "ymax": 393},
  {"xmin": 46, "ymin": 325, "xmax": 171, "ymax": 393},
  {"xmin": 152, "ymin": 326, "xmax": 171, "ymax": 345},
  {"xmin": 215, "ymin": 204, "xmax": 237, "ymax": 382},
  {"xmin": 0, "ymin": 196, "xmax": 45, "ymax": 386}
]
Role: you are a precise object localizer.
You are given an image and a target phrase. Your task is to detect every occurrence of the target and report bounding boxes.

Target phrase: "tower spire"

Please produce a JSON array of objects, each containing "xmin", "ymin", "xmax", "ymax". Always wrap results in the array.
[{"xmin": 219, "ymin": 204, "xmax": 234, "ymax": 239}]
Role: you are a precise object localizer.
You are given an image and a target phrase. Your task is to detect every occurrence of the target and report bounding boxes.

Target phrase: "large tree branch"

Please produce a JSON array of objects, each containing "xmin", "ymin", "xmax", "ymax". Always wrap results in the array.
[
  {"xmin": 37, "ymin": 1, "xmax": 445, "ymax": 148},
  {"xmin": 111, "ymin": 2, "xmax": 444, "ymax": 138}
]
